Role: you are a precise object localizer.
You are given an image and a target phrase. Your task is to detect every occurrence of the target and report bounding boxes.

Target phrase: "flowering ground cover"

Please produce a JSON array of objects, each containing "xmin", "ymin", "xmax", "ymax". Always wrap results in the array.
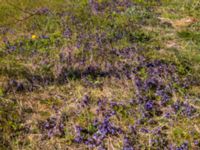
[{"xmin": 0, "ymin": 0, "xmax": 200, "ymax": 149}]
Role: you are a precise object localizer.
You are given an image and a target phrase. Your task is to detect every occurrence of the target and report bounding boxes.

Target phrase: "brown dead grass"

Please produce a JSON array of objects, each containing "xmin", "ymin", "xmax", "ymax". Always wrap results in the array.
[{"xmin": 158, "ymin": 17, "xmax": 198, "ymax": 29}]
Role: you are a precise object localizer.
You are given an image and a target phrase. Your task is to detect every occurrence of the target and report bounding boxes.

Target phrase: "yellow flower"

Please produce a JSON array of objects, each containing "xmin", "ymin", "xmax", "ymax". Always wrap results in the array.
[{"xmin": 31, "ymin": 35, "xmax": 37, "ymax": 40}]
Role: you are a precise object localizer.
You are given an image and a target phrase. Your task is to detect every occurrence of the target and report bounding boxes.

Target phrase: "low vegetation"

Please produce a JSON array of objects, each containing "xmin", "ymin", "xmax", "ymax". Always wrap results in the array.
[{"xmin": 0, "ymin": 0, "xmax": 200, "ymax": 149}]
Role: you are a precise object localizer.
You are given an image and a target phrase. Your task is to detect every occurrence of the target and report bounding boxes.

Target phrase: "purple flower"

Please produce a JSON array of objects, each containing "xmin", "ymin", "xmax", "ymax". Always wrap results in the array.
[
  {"xmin": 93, "ymin": 119, "xmax": 99, "ymax": 126},
  {"xmin": 194, "ymin": 140, "xmax": 199, "ymax": 146},
  {"xmin": 40, "ymin": 35, "xmax": 49, "ymax": 39},
  {"xmin": 40, "ymin": 116, "xmax": 65, "ymax": 139},
  {"xmin": 73, "ymin": 113, "xmax": 123, "ymax": 147},
  {"xmin": 7, "ymin": 46, "xmax": 17, "ymax": 53},
  {"xmin": 123, "ymin": 137, "xmax": 134, "ymax": 150},
  {"xmin": 37, "ymin": 7, "xmax": 50, "ymax": 15},
  {"xmin": 63, "ymin": 27, "xmax": 72, "ymax": 38},
  {"xmin": 161, "ymin": 93, "xmax": 171, "ymax": 105},
  {"xmin": 81, "ymin": 94, "xmax": 90, "ymax": 107},
  {"xmin": 145, "ymin": 101, "xmax": 153, "ymax": 110},
  {"xmin": 164, "ymin": 112, "xmax": 171, "ymax": 118},
  {"xmin": 140, "ymin": 128, "xmax": 149, "ymax": 133},
  {"xmin": 176, "ymin": 141, "xmax": 188, "ymax": 150},
  {"xmin": 172, "ymin": 102, "xmax": 180, "ymax": 113},
  {"xmin": 182, "ymin": 103, "xmax": 196, "ymax": 117},
  {"xmin": 145, "ymin": 77, "xmax": 158, "ymax": 90},
  {"xmin": 74, "ymin": 136, "xmax": 83, "ymax": 143}
]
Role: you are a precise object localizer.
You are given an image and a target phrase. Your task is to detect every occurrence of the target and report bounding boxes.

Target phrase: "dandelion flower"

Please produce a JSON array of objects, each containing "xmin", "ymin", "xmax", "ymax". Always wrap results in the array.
[{"xmin": 31, "ymin": 35, "xmax": 37, "ymax": 40}]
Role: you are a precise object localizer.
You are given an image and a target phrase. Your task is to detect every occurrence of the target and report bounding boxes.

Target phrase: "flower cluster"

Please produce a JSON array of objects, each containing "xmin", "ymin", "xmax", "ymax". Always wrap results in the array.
[
  {"xmin": 89, "ymin": 0, "xmax": 133, "ymax": 14},
  {"xmin": 176, "ymin": 141, "xmax": 189, "ymax": 150},
  {"xmin": 39, "ymin": 116, "xmax": 65, "ymax": 139},
  {"xmin": 74, "ymin": 99, "xmax": 123, "ymax": 147}
]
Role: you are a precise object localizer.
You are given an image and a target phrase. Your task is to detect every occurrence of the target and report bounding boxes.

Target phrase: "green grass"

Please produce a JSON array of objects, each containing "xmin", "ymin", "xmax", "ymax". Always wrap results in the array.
[{"xmin": 0, "ymin": 0, "xmax": 200, "ymax": 149}]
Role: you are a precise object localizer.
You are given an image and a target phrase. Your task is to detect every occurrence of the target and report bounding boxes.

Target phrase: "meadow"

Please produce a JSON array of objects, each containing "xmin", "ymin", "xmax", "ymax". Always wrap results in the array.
[{"xmin": 0, "ymin": 0, "xmax": 200, "ymax": 149}]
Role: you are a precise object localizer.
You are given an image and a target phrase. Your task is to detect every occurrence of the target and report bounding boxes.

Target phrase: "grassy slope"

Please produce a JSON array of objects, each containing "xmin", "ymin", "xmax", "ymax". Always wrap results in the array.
[{"xmin": 0, "ymin": 0, "xmax": 200, "ymax": 149}]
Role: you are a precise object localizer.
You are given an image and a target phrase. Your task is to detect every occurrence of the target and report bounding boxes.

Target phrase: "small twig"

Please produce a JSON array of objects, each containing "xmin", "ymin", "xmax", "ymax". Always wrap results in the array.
[
  {"xmin": 6, "ymin": 1, "xmax": 34, "ymax": 15},
  {"xmin": 0, "ymin": 2, "xmax": 50, "ymax": 29},
  {"xmin": 148, "ymin": 134, "xmax": 151, "ymax": 150},
  {"xmin": 194, "ymin": 124, "xmax": 200, "ymax": 134},
  {"xmin": 109, "ymin": 137, "xmax": 115, "ymax": 150},
  {"xmin": 0, "ymin": 10, "xmax": 41, "ymax": 29}
]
